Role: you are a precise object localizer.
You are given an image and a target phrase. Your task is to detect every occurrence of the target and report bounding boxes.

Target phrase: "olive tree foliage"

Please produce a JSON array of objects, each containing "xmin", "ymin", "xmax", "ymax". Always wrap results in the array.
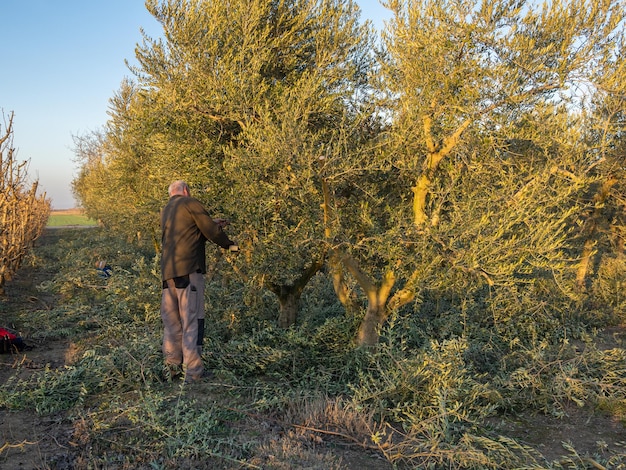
[
  {"xmin": 72, "ymin": 79, "xmax": 172, "ymax": 249},
  {"xmin": 330, "ymin": 0, "xmax": 626, "ymax": 345},
  {"xmin": 574, "ymin": 38, "xmax": 626, "ymax": 309},
  {"xmin": 73, "ymin": 0, "xmax": 378, "ymax": 326},
  {"xmin": 384, "ymin": 0, "xmax": 624, "ymax": 226}
]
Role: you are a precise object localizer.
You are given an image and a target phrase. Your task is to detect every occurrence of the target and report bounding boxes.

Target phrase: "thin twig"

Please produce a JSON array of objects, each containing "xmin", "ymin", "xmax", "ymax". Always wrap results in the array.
[
  {"xmin": 0, "ymin": 440, "xmax": 38, "ymax": 454},
  {"xmin": 291, "ymin": 424, "xmax": 380, "ymax": 451}
]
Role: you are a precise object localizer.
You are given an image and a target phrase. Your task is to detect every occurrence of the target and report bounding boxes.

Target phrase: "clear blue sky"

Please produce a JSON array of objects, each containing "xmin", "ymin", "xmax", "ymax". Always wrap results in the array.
[{"xmin": 1, "ymin": 1, "xmax": 392, "ymax": 209}]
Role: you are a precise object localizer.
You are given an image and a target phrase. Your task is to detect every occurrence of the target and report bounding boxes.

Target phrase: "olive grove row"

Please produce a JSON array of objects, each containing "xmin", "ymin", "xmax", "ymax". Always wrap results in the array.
[{"xmin": 72, "ymin": 0, "xmax": 626, "ymax": 346}]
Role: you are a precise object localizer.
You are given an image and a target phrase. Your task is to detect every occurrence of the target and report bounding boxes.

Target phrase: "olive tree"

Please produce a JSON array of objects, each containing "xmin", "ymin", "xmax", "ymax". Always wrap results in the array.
[
  {"xmin": 74, "ymin": 0, "xmax": 377, "ymax": 326},
  {"xmin": 333, "ymin": 0, "xmax": 626, "ymax": 345}
]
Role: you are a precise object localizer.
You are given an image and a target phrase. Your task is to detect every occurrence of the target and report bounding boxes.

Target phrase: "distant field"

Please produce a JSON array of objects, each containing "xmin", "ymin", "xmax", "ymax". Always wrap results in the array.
[{"xmin": 47, "ymin": 209, "xmax": 98, "ymax": 227}]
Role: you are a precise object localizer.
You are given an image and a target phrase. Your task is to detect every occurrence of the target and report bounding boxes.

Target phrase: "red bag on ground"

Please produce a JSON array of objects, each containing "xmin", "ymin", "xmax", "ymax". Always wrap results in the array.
[{"xmin": 0, "ymin": 326, "xmax": 25, "ymax": 353}]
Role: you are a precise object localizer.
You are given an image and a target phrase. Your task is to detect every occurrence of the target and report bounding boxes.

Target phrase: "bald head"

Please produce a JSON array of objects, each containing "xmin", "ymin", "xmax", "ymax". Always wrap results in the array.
[{"xmin": 168, "ymin": 180, "xmax": 190, "ymax": 197}]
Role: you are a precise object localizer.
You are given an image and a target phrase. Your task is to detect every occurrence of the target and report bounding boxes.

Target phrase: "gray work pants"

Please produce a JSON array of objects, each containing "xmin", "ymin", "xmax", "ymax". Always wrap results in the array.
[{"xmin": 160, "ymin": 271, "xmax": 205, "ymax": 381}]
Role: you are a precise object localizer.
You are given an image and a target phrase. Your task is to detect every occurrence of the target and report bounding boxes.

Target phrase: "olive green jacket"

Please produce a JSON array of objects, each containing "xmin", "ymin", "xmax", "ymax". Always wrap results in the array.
[{"xmin": 160, "ymin": 195, "xmax": 234, "ymax": 281}]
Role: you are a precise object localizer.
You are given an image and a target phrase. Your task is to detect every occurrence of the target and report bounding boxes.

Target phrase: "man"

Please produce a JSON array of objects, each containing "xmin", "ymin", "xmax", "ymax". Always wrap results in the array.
[{"xmin": 160, "ymin": 180, "xmax": 238, "ymax": 383}]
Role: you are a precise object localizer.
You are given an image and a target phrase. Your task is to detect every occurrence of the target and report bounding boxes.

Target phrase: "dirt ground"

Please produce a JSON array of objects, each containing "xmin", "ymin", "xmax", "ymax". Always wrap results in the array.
[
  {"xmin": 50, "ymin": 209, "xmax": 84, "ymax": 215},
  {"xmin": 0, "ymin": 342, "xmax": 77, "ymax": 469},
  {"xmin": 1, "ymin": 229, "xmax": 625, "ymax": 469},
  {"xmin": 0, "ymin": 229, "xmax": 77, "ymax": 469}
]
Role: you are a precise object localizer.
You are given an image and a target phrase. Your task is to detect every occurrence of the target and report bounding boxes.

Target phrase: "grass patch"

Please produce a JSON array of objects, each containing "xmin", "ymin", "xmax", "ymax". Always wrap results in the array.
[{"xmin": 47, "ymin": 209, "xmax": 97, "ymax": 227}]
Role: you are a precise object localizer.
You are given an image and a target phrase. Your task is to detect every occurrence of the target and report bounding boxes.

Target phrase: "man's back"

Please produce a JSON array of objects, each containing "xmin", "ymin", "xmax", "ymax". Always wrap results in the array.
[{"xmin": 160, "ymin": 195, "xmax": 232, "ymax": 280}]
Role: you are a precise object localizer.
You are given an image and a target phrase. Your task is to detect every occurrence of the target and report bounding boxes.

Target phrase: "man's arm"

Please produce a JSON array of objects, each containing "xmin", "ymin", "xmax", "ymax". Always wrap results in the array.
[{"xmin": 189, "ymin": 199, "xmax": 236, "ymax": 249}]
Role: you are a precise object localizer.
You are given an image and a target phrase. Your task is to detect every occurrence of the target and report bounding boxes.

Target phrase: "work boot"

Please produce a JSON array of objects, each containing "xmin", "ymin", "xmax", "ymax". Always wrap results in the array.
[{"xmin": 184, "ymin": 369, "xmax": 215, "ymax": 384}]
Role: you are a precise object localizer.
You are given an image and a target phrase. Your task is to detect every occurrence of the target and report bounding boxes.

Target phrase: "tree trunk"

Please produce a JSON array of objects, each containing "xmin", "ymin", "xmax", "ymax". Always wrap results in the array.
[
  {"xmin": 613, "ymin": 222, "xmax": 625, "ymax": 259},
  {"xmin": 412, "ymin": 115, "xmax": 472, "ymax": 227},
  {"xmin": 276, "ymin": 286, "xmax": 301, "ymax": 328},
  {"xmin": 576, "ymin": 175, "xmax": 618, "ymax": 289},
  {"xmin": 412, "ymin": 172, "xmax": 432, "ymax": 227},
  {"xmin": 319, "ymin": 172, "xmax": 357, "ymax": 312},
  {"xmin": 339, "ymin": 253, "xmax": 417, "ymax": 347},
  {"xmin": 341, "ymin": 254, "xmax": 395, "ymax": 347},
  {"xmin": 329, "ymin": 250, "xmax": 358, "ymax": 313},
  {"xmin": 355, "ymin": 275, "xmax": 393, "ymax": 347},
  {"xmin": 268, "ymin": 257, "xmax": 325, "ymax": 328}
]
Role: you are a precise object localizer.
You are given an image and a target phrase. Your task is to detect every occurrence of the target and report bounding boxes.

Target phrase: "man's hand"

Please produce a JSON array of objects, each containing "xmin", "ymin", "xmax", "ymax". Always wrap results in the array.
[
  {"xmin": 228, "ymin": 244, "xmax": 239, "ymax": 253},
  {"xmin": 214, "ymin": 218, "xmax": 231, "ymax": 228}
]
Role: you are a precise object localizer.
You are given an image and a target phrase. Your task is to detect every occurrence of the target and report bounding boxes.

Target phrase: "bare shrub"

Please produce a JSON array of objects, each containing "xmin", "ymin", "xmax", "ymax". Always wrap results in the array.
[{"xmin": 0, "ymin": 111, "xmax": 51, "ymax": 294}]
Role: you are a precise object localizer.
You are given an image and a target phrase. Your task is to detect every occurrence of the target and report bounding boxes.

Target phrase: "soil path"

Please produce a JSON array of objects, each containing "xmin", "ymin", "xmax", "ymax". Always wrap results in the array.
[{"xmin": 1, "ymin": 229, "xmax": 77, "ymax": 469}]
